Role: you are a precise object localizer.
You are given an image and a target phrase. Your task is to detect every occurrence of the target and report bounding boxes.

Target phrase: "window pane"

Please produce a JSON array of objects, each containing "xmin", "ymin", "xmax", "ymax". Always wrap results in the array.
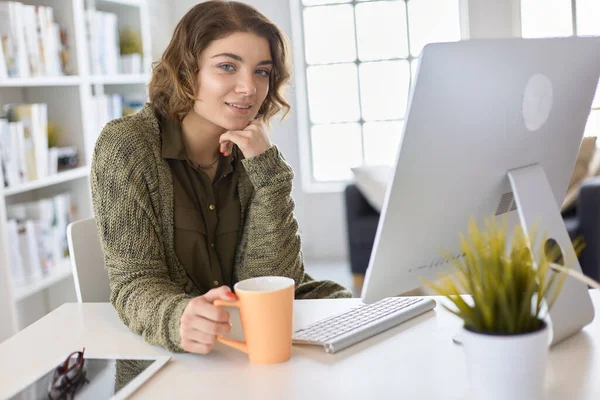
[
  {"xmin": 311, "ymin": 123, "xmax": 362, "ymax": 181},
  {"xmin": 577, "ymin": 0, "xmax": 600, "ymax": 35},
  {"xmin": 307, "ymin": 64, "xmax": 360, "ymax": 123},
  {"xmin": 407, "ymin": 0, "xmax": 461, "ymax": 57},
  {"xmin": 584, "ymin": 110, "xmax": 600, "ymax": 137},
  {"xmin": 355, "ymin": 1, "xmax": 408, "ymax": 61},
  {"xmin": 303, "ymin": 5, "xmax": 356, "ymax": 64},
  {"xmin": 303, "ymin": 0, "xmax": 350, "ymax": 5},
  {"xmin": 521, "ymin": 0, "xmax": 573, "ymax": 38},
  {"xmin": 359, "ymin": 60, "xmax": 410, "ymax": 121},
  {"xmin": 363, "ymin": 121, "xmax": 404, "ymax": 166}
]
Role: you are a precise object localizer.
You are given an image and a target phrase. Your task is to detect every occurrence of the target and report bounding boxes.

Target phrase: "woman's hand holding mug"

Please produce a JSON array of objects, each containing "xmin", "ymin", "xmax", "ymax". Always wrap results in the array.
[{"xmin": 179, "ymin": 286, "xmax": 237, "ymax": 354}]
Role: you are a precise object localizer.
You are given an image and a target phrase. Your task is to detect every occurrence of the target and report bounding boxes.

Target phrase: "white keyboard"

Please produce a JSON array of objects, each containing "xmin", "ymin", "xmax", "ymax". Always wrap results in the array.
[{"xmin": 293, "ymin": 296, "xmax": 437, "ymax": 354}]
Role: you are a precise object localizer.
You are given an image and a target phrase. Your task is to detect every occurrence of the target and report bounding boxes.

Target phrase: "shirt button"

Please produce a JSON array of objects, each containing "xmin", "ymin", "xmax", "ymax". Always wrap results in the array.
[
  {"xmin": 213, "ymin": 280, "xmax": 219, "ymax": 286},
  {"xmin": 209, "ymin": 204, "xmax": 215, "ymax": 210},
  {"xmin": 210, "ymin": 243, "xmax": 215, "ymax": 248}
]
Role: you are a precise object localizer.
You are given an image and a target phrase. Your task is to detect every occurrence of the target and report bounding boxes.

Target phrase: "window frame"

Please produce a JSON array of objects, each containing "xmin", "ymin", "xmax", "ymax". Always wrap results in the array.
[{"xmin": 290, "ymin": 0, "xmax": 469, "ymax": 193}]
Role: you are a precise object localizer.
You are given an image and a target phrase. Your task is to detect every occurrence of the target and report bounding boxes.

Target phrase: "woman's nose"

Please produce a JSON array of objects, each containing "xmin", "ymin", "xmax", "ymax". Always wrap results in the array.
[{"xmin": 235, "ymin": 74, "xmax": 257, "ymax": 96}]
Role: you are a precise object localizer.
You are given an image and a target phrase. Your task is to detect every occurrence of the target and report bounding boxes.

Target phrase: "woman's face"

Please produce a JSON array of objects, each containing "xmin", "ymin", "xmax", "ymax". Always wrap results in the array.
[{"xmin": 193, "ymin": 31, "xmax": 272, "ymax": 132}]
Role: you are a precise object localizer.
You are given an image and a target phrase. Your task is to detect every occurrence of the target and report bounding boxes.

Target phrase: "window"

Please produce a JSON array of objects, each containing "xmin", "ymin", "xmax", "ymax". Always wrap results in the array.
[
  {"xmin": 521, "ymin": 0, "xmax": 600, "ymax": 137},
  {"xmin": 296, "ymin": 0, "xmax": 461, "ymax": 187}
]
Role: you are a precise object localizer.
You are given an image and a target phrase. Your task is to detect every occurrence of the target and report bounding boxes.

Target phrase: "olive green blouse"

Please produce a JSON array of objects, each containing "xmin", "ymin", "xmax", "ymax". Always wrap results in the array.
[
  {"xmin": 160, "ymin": 116, "xmax": 240, "ymax": 293},
  {"xmin": 90, "ymin": 104, "xmax": 352, "ymax": 353}
]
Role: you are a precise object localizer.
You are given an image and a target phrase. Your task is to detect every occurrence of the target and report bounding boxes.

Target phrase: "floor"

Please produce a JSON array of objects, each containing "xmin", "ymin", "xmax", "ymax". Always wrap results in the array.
[{"xmin": 303, "ymin": 259, "xmax": 357, "ymax": 297}]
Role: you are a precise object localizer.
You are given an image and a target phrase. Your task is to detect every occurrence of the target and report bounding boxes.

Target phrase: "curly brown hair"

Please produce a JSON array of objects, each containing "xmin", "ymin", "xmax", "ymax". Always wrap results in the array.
[{"xmin": 148, "ymin": 1, "xmax": 292, "ymax": 124}]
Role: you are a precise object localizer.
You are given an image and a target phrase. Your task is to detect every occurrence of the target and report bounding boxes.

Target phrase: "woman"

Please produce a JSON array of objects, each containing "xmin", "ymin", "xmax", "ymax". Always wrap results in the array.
[{"xmin": 91, "ymin": 0, "xmax": 351, "ymax": 355}]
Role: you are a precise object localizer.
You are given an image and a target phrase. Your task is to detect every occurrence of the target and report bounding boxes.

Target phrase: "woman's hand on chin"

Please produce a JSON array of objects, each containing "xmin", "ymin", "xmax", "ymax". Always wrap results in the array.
[{"xmin": 219, "ymin": 120, "xmax": 272, "ymax": 159}]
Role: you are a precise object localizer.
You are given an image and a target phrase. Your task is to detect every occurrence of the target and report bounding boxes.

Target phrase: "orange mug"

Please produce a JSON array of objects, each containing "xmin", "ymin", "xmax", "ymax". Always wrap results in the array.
[{"xmin": 214, "ymin": 276, "xmax": 295, "ymax": 364}]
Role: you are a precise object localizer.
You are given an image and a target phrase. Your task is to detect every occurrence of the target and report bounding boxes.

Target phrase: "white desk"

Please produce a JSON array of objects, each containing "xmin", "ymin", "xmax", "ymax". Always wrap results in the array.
[{"xmin": 1, "ymin": 291, "xmax": 599, "ymax": 400}]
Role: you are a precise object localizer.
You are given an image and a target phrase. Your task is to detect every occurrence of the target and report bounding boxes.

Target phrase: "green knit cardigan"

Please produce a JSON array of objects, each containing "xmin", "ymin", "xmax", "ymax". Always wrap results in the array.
[{"xmin": 90, "ymin": 104, "xmax": 352, "ymax": 352}]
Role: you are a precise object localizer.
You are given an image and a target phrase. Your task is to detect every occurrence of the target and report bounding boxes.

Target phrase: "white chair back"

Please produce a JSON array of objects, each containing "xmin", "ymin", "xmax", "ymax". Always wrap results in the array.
[{"xmin": 67, "ymin": 217, "xmax": 110, "ymax": 302}]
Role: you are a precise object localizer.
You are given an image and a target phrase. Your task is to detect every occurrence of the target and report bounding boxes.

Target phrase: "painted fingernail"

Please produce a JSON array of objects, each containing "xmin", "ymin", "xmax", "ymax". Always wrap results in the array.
[{"xmin": 226, "ymin": 292, "xmax": 236, "ymax": 299}]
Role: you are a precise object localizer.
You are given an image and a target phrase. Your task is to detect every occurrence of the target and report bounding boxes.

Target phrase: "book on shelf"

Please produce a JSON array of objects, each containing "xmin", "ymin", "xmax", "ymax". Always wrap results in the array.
[
  {"xmin": 93, "ymin": 93, "xmax": 123, "ymax": 133},
  {"xmin": 7, "ymin": 103, "xmax": 48, "ymax": 181},
  {"xmin": 12, "ymin": 120, "xmax": 27, "ymax": 184},
  {"xmin": 0, "ymin": 1, "xmax": 29, "ymax": 78},
  {"xmin": 86, "ymin": 93, "xmax": 145, "ymax": 162},
  {"xmin": 0, "ymin": 36, "xmax": 7, "ymax": 79},
  {"xmin": 34, "ymin": 5, "xmax": 62, "ymax": 76},
  {"xmin": 6, "ymin": 219, "xmax": 24, "ymax": 283},
  {"xmin": 0, "ymin": 105, "xmax": 80, "ymax": 189},
  {"xmin": 0, "ymin": 118, "xmax": 10, "ymax": 186},
  {"xmin": 87, "ymin": 9, "xmax": 120, "ymax": 75},
  {"xmin": 87, "ymin": 93, "xmax": 125, "ymax": 162},
  {"xmin": 22, "ymin": 5, "xmax": 41, "ymax": 77},
  {"xmin": 0, "ymin": 1, "xmax": 65, "ymax": 79},
  {"xmin": 0, "ymin": 118, "xmax": 24, "ymax": 186},
  {"xmin": 18, "ymin": 220, "xmax": 43, "ymax": 279},
  {"xmin": 6, "ymin": 192, "xmax": 75, "ymax": 285}
]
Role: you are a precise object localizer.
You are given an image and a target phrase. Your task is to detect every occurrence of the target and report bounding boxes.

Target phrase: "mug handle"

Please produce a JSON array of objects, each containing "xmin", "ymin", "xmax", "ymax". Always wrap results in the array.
[{"xmin": 214, "ymin": 299, "xmax": 248, "ymax": 354}]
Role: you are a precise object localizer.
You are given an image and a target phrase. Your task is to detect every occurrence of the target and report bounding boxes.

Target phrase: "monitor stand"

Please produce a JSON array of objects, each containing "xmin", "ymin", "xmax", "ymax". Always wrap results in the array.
[{"xmin": 508, "ymin": 163, "xmax": 595, "ymax": 346}]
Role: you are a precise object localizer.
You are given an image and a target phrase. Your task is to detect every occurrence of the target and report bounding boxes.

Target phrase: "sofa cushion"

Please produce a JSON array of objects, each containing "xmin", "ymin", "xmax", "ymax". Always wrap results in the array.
[{"xmin": 350, "ymin": 165, "xmax": 392, "ymax": 212}]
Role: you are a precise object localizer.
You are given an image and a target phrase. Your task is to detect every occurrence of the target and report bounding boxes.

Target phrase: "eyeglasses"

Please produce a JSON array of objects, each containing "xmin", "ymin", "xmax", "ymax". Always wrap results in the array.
[{"xmin": 47, "ymin": 348, "xmax": 89, "ymax": 400}]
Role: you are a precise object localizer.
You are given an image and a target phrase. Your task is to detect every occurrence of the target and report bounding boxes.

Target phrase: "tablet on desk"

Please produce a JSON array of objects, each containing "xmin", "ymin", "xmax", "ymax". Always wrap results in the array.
[{"xmin": 7, "ymin": 353, "xmax": 170, "ymax": 400}]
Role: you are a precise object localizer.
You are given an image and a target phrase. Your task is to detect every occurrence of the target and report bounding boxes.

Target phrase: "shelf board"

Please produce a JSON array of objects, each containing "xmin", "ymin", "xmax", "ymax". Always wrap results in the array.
[
  {"xmin": 89, "ymin": 73, "xmax": 150, "ymax": 85},
  {"xmin": 3, "ymin": 166, "xmax": 90, "ymax": 197},
  {"xmin": 96, "ymin": 0, "xmax": 142, "ymax": 6},
  {"xmin": 13, "ymin": 258, "xmax": 73, "ymax": 301},
  {"xmin": 0, "ymin": 76, "xmax": 82, "ymax": 87},
  {"xmin": 0, "ymin": 74, "xmax": 151, "ymax": 87}
]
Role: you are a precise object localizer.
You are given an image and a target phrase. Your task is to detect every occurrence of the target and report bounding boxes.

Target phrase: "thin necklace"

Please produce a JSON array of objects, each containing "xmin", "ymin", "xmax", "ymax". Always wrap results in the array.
[{"xmin": 194, "ymin": 154, "xmax": 221, "ymax": 169}]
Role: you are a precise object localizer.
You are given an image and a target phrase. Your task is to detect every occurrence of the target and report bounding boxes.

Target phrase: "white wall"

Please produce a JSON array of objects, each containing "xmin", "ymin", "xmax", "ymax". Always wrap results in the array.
[
  {"xmin": 151, "ymin": 0, "xmax": 521, "ymax": 261},
  {"xmin": 464, "ymin": 0, "xmax": 521, "ymax": 38}
]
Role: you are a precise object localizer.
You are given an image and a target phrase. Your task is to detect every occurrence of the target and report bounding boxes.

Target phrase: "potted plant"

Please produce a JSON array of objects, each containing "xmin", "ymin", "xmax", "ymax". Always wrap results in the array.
[
  {"xmin": 424, "ymin": 217, "xmax": 599, "ymax": 400},
  {"xmin": 119, "ymin": 28, "xmax": 143, "ymax": 74}
]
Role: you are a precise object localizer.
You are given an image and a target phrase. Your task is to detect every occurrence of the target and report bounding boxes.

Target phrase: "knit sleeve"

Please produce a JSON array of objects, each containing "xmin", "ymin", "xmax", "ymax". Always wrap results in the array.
[
  {"xmin": 91, "ymin": 120, "xmax": 191, "ymax": 352},
  {"xmin": 237, "ymin": 145, "xmax": 352, "ymax": 299}
]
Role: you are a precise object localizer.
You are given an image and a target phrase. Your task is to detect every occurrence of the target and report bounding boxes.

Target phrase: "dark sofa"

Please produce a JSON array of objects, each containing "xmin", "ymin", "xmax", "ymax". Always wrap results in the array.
[{"xmin": 344, "ymin": 180, "xmax": 600, "ymax": 284}]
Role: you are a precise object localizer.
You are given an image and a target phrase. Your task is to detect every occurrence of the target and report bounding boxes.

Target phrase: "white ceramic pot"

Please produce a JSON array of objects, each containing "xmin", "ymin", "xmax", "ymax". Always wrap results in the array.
[
  {"xmin": 120, "ymin": 54, "xmax": 142, "ymax": 74},
  {"xmin": 461, "ymin": 323, "xmax": 549, "ymax": 400}
]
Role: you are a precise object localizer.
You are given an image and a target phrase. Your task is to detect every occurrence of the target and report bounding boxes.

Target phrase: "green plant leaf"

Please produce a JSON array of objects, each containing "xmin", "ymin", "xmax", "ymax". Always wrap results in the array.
[{"xmin": 421, "ymin": 216, "xmax": 590, "ymax": 334}]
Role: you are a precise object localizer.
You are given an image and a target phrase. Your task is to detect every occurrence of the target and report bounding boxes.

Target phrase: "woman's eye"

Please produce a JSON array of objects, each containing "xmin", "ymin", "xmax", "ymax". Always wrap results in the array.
[
  {"xmin": 219, "ymin": 64, "xmax": 235, "ymax": 71},
  {"xmin": 256, "ymin": 69, "xmax": 271, "ymax": 77}
]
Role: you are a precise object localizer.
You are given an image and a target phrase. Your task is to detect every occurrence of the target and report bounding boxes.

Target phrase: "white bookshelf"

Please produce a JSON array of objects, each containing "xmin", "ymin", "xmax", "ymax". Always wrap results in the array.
[
  {"xmin": 89, "ymin": 73, "xmax": 150, "ymax": 84},
  {"xmin": 12, "ymin": 258, "xmax": 73, "ymax": 301},
  {"xmin": 0, "ymin": 0, "xmax": 152, "ymax": 342},
  {"xmin": 3, "ymin": 166, "xmax": 90, "ymax": 197},
  {"xmin": 98, "ymin": 0, "xmax": 143, "ymax": 7},
  {"xmin": 0, "ymin": 76, "xmax": 83, "ymax": 87}
]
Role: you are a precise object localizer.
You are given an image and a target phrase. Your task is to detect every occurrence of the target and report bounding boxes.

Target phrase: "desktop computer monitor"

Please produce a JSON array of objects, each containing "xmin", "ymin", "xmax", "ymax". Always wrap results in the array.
[{"xmin": 361, "ymin": 37, "xmax": 600, "ymax": 345}]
